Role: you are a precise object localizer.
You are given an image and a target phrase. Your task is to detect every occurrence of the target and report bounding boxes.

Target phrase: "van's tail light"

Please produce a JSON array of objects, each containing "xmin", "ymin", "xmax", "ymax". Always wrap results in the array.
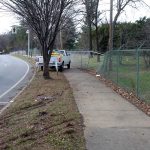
[
  {"xmin": 58, "ymin": 57, "xmax": 62, "ymax": 62},
  {"xmin": 35, "ymin": 57, "xmax": 39, "ymax": 62}
]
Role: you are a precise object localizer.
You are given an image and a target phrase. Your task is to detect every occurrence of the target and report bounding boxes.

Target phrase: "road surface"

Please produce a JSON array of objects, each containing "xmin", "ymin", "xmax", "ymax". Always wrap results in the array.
[{"xmin": 0, "ymin": 55, "xmax": 33, "ymax": 108}]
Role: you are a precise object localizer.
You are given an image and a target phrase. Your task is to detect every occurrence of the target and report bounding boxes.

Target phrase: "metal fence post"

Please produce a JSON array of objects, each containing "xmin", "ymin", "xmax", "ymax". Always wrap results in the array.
[
  {"xmin": 81, "ymin": 52, "xmax": 82, "ymax": 68},
  {"xmin": 136, "ymin": 48, "xmax": 140, "ymax": 97},
  {"xmin": 136, "ymin": 42, "xmax": 145, "ymax": 97},
  {"xmin": 116, "ymin": 46, "xmax": 124, "ymax": 84},
  {"xmin": 117, "ymin": 50, "xmax": 119, "ymax": 84},
  {"xmin": 87, "ymin": 52, "xmax": 90, "ymax": 69}
]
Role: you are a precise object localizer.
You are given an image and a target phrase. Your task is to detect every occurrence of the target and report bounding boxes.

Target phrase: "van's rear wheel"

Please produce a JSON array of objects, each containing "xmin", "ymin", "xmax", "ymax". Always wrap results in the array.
[
  {"xmin": 67, "ymin": 62, "xmax": 71, "ymax": 69},
  {"xmin": 59, "ymin": 62, "xmax": 64, "ymax": 72}
]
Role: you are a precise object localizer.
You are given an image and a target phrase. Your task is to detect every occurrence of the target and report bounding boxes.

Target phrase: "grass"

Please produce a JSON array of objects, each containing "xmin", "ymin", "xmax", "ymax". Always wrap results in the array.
[
  {"xmin": 87, "ymin": 56, "xmax": 104, "ymax": 70},
  {"xmin": 106, "ymin": 70, "xmax": 150, "ymax": 103},
  {"xmin": 70, "ymin": 53, "xmax": 104, "ymax": 71},
  {"xmin": 102, "ymin": 55, "xmax": 150, "ymax": 103},
  {"xmin": 0, "ymin": 55, "xmax": 85, "ymax": 150},
  {"xmin": 11, "ymin": 54, "xmax": 35, "ymax": 65}
]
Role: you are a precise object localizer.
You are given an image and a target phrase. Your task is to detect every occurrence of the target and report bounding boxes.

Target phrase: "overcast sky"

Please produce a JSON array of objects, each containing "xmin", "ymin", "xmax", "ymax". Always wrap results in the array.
[
  {"xmin": 0, "ymin": 0, "xmax": 150, "ymax": 34},
  {"xmin": 0, "ymin": 11, "xmax": 19, "ymax": 34},
  {"xmin": 101, "ymin": 0, "xmax": 150, "ymax": 22}
]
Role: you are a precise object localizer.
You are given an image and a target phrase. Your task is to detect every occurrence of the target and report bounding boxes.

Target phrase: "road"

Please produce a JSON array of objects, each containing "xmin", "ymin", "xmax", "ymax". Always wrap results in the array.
[{"xmin": 0, "ymin": 55, "xmax": 33, "ymax": 107}]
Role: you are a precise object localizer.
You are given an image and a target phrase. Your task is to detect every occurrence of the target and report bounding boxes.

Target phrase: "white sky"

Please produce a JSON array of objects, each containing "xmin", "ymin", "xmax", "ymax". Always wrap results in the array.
[
  {"xmin": 100, "ymin": 0, "xmax": 150, "ymax": 22},
  {"xmin": 0, "ymin": 0, "xmax": 150, "ymax": 34},
  {"xmin": 0, "ymin": 11, "xmax": 19, "ymax": 34}
]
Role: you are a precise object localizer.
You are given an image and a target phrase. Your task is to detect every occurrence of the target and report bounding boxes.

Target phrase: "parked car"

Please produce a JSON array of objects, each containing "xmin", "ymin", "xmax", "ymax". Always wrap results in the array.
[
  {"xmin": 0, "ymin": 50, "xmax": 5, "ymax": 55},
  {"xmin": 35, "ymin": 49, "xmax": 71, "ymax": 71}
]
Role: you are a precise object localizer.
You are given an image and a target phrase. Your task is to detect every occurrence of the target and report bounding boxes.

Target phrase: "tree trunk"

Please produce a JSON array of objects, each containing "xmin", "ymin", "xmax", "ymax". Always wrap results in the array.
[
  {"xmin": 88, "ymin": 19, "xmax": 93, "ymax": 51},
  {"xmin": 95, "ymin": 22, "xmax": 100, "ymax": 62},
  {"xmin": 96, "ymin": 24, "xmax": 99, "ymax": 51},
  {"xmin": 43, "ymin": 57, "xmax": 50, "ymax": 79},
  {"xmin": 43, "ymin": 46, "xmax": 51, "ymax": 79},
  {"xmin": 97, "ymin": 54, "xmax": 100, "ymax": 62}
]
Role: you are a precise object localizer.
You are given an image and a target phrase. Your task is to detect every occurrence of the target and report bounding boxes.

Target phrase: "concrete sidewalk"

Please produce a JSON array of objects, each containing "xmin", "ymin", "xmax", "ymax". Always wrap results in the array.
[{"xmin": 64, "ymin": 69, "xmax": 150, "ymax": 150}]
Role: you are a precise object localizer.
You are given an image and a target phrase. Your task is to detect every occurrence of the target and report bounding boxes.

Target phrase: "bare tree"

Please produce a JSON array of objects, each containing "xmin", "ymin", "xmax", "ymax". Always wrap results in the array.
[
  {"xmin": 114, "ymin": 0, "xmax": 141, "ymax": 26},
  {"xmin": 91, "ymin": 0, "xmax": 101, "ymax": 53},
  {"xmin": 82, "ymin": 0, "xmax": 104, "ymax": 54},
  {"xmin": 109, "ymin": 0, "xmax": 142, "ymax": 51},
  {"xmin": 0, "ymin": 0, "xmax": 75, "ymax": 79},
  {"xmin": 56, "ymin": 17, "xmax": 77, "ymax": 49},
  {"xmin": 82, "ymin": 0, "xmax": 93, "ymax": 51}
]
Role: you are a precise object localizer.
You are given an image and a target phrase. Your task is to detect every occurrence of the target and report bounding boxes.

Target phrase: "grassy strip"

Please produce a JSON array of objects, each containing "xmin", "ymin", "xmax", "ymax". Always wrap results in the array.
[
  {"xmin": 11, "ymin": 54, "xmax": 35, "ymax": 65},
  {"xmin": 0, "ymin": 55, "xmax": 85, "ymax": 150}
]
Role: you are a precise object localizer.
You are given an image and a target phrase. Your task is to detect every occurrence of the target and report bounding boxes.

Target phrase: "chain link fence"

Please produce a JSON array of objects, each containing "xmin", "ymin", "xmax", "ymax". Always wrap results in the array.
[
  {"xmin": 68, "ymin": 51, "xmax": 104, "ymax": 73},
  {"xmin": 11, "ymin": 48, "xmax": 41, "ymax": 57},
  {"xmin": 96, "ymin": 49, "xmax": 150, "ymax": 103}
]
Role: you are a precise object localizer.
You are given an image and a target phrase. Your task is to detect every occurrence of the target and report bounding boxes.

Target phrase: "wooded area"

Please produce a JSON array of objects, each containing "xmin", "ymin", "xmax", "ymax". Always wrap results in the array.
[{"xmin": 78, "ymin": 17, "xmax": 150, "ymax": 52}]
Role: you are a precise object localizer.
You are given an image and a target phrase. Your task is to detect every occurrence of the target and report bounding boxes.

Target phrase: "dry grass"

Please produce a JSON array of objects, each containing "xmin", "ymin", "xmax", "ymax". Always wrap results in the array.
[
  {"xmin": 12, "ymin": 54, "xmax": 35, "ymax": 65},
  {"xmin": 0, "ymin": 55, "xmax": 85, "ymax": 150},
  {"xmin": 0, "ymin": 105, "xmax": 4, "ymax": 110}
]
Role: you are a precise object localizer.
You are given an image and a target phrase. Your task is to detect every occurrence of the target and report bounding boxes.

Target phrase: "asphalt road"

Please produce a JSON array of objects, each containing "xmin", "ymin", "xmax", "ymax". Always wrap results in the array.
[{"xmin": 0, "ymin": 55, "xmax": 33, "ymax": 106}]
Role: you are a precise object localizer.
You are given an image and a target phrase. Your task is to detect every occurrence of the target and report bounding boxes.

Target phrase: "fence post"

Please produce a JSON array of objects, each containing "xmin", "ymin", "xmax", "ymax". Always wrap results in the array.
[
  {"xmin": 116, "ymin": 46, "xmax": 123, "ymax": 84},
  {"xmin": 87, "ymin": 53, "xmax": 90, "ymax": 70},
  {"xmin": 136, "ymin": 42, "xmax": 145, "ymax": 97},
  {"xmin": 81, "ymin": 52, "xmax": 82, "ymax": 68},
  {"xmin": 117, "ymin": 50, "xmax": 119, "ymax": 84},
  {"xmin": 136, "ymin": 48, "xmax": 140, "ymax": 97}
]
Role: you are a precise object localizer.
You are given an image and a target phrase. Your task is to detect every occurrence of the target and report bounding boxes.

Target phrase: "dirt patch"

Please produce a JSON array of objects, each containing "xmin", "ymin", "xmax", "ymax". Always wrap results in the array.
[{"xmin": 0, "ymin": 59, "xmax": 85, "ymax": 150}]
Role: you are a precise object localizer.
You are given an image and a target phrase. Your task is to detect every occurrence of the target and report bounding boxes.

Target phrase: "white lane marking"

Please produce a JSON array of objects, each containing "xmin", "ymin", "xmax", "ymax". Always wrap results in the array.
[
  {"xmin": 0, "ymin": 102, "xmax": 9, "ymax": 104},
  {"xmin": 0, "ymin": 56, "xmax": 30, "ymax": 99}
]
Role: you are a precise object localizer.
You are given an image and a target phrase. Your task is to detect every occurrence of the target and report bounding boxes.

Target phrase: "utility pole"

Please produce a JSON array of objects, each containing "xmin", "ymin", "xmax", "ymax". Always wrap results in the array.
[
  {"xmin": 60, "ymin": 29, "xmax": 63, "ymax": 49},
  {"xmin": 109, "ymin": 0, "xmax": 113, "ymax": 51},
  {"xmin": 26, "ymin": 29, "xmax": 30, "ymax": 57}
]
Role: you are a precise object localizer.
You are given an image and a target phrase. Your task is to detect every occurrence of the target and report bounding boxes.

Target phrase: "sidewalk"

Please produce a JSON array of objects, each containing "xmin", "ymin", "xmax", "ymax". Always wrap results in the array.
[{"xmin": 64, "ymin": 69, "xmax": 150, "ymax": 150}]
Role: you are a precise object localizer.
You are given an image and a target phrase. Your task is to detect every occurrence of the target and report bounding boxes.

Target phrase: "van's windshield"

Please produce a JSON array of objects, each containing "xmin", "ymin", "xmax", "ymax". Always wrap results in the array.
[{"xmin": 59, "ymin": 50, "xmax": 65, "ymax": 55}]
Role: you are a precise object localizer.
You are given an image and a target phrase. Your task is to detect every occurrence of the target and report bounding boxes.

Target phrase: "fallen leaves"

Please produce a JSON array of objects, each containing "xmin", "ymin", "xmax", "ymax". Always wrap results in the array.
[
  {"xmin": 96, "ymin": 74, "xmax": 150, "ymax": 116},
  {"xmin": 82, "ymin": 69, "xmax": 150, "ymax": 116}
]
